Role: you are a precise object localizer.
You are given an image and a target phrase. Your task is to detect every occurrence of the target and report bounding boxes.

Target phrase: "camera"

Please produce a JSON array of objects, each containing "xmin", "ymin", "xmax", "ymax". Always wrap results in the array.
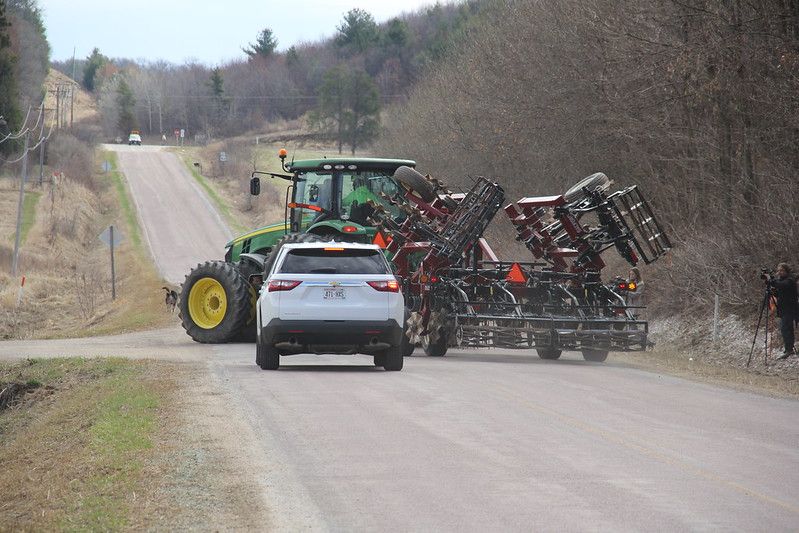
[{"xmin": 760, "ymin": 268, "xmax": 775, "ymax": 284}]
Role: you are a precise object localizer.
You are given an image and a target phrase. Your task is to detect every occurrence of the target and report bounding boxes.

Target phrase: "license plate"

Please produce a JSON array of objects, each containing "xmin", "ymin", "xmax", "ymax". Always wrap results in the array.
[{"xmin": 323, "ymin": 288, "xmax": 346, "ymax": 300}]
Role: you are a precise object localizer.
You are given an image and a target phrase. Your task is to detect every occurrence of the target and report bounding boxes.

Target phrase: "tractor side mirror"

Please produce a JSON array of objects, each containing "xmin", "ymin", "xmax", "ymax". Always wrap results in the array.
[{"xmin": 250, "ymin": 177, "xmax": 261, "ymax": 196}]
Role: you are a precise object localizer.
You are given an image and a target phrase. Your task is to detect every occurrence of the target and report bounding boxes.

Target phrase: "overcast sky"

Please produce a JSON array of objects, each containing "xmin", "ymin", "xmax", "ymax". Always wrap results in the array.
[{"xmin": 40, "ymin": 0, "xmax": 441, "ymax": 65}]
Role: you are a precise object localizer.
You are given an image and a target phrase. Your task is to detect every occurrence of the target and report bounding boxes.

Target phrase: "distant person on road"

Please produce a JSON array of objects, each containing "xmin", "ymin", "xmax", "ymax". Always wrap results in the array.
[
  {"xmin": 772, "ymin": 262, "xmax": 798, "ymax": 360},
  {"xmin": 626, "ymin": 267, "xmax": 644, "ymax": 317},
  {"xmin": 161, "ymin": 133, "xmax": 167, "ymax": 144}
]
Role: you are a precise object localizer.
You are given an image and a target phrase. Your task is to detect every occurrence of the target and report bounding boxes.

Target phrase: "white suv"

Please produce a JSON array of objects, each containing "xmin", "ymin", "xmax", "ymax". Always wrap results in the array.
[{"xmin": 256, "ymin": 242, "xmax": 405, "ymax": 370}]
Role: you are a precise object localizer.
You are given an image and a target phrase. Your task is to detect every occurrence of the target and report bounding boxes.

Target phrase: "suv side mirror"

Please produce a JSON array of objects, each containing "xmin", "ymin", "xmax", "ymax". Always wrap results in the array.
[{"xmin": 250, "ymin": 177, "xmax": 261, "ymax": 196}]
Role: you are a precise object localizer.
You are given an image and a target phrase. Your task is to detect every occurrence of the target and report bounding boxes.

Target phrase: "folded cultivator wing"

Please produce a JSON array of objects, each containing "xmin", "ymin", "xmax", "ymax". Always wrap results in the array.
[{"xmin": 371, "ymin": 167, "xmax": 671, "ymax": 361}]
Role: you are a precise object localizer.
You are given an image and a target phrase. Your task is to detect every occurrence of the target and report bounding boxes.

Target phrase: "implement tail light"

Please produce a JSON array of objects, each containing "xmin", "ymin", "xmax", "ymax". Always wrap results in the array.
[
  {"xmin": 367, "ymin": 280, "xmax": 400, "ymax": 293},
  {"xmin": 267, "ymin": 280, "xmax": 301, "ymax": 292}
]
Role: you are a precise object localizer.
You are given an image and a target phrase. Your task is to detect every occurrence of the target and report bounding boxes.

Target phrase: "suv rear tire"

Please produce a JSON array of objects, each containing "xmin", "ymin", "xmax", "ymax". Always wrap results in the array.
[
  {"xmin": 382, "ymin": 345, "xmax": 404, "ymax": 371},
  {"xmin": 257, "ymin": 336, "xmax": 280, "ymax": 370}
]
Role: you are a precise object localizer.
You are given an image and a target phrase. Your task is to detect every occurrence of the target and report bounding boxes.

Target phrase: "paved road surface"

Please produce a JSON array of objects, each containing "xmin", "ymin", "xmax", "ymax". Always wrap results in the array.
[
  {"xmin": 3, "ymin": 147, "xmax": 798, "ymax": 530},
  {"xmin": 2, "ymin": 335, "xmax": 797, "ymax": 531},
  {"xmin": 107, "ymin": 145, "xmax": 232, "ymax": 284}
]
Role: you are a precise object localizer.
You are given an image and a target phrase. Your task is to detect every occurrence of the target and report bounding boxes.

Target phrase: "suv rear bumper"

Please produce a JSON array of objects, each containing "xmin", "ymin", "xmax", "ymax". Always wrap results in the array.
[{"xmin": 261, "ymin": 318, "xmax": 403, "ymax": 355}]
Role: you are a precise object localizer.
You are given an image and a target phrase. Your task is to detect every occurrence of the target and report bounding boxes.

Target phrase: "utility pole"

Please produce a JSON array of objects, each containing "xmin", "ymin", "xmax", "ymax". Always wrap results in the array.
[
  {"xmin": 38, "ymin": 135, "xmax": 45, "ymax": 187},
  {"xmin": 11, "ymin": 134, "xmax": 30, "ymax": 277},
  {"xmin": 70, "ymin": 84, "xmax": 74, "ymax": 127}
]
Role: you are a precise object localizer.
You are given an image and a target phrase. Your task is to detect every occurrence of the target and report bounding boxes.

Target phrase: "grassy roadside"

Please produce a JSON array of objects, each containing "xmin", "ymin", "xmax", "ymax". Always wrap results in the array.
[
  {"xmin": 104, "ymin": 152, "xmax": 142, "ymax": 248},
  {"xmin": 69, "ymin": 152, "xmax": 173, "ymax": 338},
  {"xmin": 0, "ymin": 358, "xmax": 173, "ymax": 530},
  {"xmin": 174, "ymin": 150, "xmax": 246, "ymax": 234},
  {"xmin": 613, "ymin": 348, "xmax": 799, "ymax": 398},
  {"xmin": 17, "ymin": 191, "xmax": 41, "ymax": 245}
]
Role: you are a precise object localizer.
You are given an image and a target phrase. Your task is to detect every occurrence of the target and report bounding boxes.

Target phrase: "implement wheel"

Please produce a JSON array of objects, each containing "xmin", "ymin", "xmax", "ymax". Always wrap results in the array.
[
  {"xmin": 536, "ymin": 348, "xmax": 562, "ymax": 360},
  {"xmin": 179, "ymin": 261, "xmax": 254, "ymax": 343},
  {"xmin": 394, "ymin": 166, "xmax": 436, "ymax": 203},
  {"xmin": 582, "ymin": 349, "xmax": 609, "ymax": 362}
]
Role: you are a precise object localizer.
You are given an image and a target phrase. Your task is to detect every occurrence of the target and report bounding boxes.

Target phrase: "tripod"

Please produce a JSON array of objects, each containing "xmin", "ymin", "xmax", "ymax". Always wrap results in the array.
[{"xmin": 747, "ymin": 282, "xmax": 773, "ymax": 367}]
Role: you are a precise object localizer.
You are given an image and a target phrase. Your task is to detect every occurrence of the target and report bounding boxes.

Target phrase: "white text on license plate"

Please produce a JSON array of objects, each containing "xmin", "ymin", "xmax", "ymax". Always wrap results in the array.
[{"xmin": 323, "ymin": 288, "xmax": 346, "ymax": 300}]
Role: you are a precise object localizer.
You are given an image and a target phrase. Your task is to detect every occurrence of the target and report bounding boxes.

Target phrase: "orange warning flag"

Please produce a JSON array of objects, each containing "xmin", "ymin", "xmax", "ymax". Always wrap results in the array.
[
  {"xmin": 506, "ymin": 262, "xmax": 527, "ymax": 283},
  {"xmin": 373, "ymin": 231, "xmax": 388, "ymax": 249}
]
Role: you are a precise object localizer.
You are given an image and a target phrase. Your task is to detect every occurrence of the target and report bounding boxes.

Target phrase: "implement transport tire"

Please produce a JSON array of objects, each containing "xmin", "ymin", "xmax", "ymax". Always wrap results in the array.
[
  {"xmin": 563, "ymin": 172, "xmax": 611, "ymax": 203},
  {"xmin": 422, "ymin": 331, "xmax": 448, "ymax": 357},
  {"xmin": 179, "ymin": 261, "xmax": 253, "ymax": 344},
  {"xmin": 582, "ymin": 349, "xmax": 609, "ymax": 362},
  {"xmin": 394, "ymin": 166, "xmax": 436, "ymax": 203},
  {"xmin": 536, "ymin": 347, "xmax": 562, "ymax": 360}
]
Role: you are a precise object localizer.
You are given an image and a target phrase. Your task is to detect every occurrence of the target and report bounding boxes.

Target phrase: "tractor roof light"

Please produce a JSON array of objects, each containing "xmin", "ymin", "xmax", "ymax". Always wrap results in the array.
[
  {"xmin": 347, "ymin": 165, "xmax": 357, "ymax": 170},
  {"xmin": 278, "ymin": 148, "xmax": 288, "ymax": 159},
  {"xmin": 323, "ymin": 164, "xmax": 333, "ymax": 170}
]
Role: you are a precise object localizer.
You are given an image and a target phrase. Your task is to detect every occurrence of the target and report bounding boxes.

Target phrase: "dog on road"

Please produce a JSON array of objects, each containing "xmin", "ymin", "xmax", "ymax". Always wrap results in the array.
[{"xmin": 163, "ymin": 287, "xmax": 178, "ymax": 313}]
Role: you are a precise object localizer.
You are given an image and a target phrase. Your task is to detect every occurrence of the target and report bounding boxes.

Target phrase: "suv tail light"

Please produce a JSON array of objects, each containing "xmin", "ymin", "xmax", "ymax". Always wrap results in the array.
[
  {"xmin": 268, "ymin": 280, "xmax": 301, "ymax": 292},
  {"xmin": 367, "ymin": 280, "xmax": 400, "ymax": 293}
]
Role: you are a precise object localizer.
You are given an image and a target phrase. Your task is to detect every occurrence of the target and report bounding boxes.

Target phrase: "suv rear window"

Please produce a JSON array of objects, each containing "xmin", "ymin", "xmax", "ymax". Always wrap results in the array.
[{"xmin": 279, "ymin": 248, "xmax": 390, "ymax": 275}]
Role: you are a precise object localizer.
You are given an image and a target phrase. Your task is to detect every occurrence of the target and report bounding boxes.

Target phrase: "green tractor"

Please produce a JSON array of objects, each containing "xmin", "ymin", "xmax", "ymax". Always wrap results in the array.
[{"xmin": 178, "ymin": 151, "xmax": 432, "ymax": 343}]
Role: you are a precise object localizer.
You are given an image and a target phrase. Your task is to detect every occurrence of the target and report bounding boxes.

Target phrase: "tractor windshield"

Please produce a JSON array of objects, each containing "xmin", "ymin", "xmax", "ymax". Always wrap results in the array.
[{"xmin": 293, "ymin": 170, "xmax": 403, "ymax": 228}]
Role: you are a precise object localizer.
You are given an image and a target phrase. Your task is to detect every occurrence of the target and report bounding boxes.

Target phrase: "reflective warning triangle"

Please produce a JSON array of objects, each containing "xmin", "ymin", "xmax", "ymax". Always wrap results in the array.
[
  {"xmin": 506, "ymin": 262, "xmax": 527, "ymax": 283},
  {"xmin": 373, "ymin": 231, "xmax": 388, "ymax": 249}
]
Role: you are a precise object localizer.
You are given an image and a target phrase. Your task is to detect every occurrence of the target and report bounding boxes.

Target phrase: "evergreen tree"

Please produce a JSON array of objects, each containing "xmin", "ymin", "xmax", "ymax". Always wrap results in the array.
[
  {"xmin": 345, "ymin": 70, "xmax": 380, "ymax": 155},
  {"xmin": 116, "ymin": 76, "xmax": 136, "ymax": 134},
  {"xmin": 0, "ymin": 0, "xmax": 20, "ymax": 153},
  {"xmin": 83, "ymin": 47, "xmax": 107, "ymax": 92},
  {"xmin": 243, "ymin": 28, "xmax": 277, "ymax": 59},
  {"xmin": 335, "ymin": 9, "xmax": 378, "ymax": 54},
  {"xmin": 207, "ymin": 67, "xmax": 230, "ymax": 128},
  {"xmin": 313, "ymin": 67, "xmax": 380, "ymax": 154}
]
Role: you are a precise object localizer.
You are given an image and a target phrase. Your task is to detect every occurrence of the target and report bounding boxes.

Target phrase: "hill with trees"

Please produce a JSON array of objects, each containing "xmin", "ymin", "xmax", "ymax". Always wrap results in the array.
[
  {"xmin": 52, "ymin": 1, "xmax": 488, "ymax": 153},
  {"xmin": 376, "ymin": 0, "xmax": 799, "ymax": 322}
]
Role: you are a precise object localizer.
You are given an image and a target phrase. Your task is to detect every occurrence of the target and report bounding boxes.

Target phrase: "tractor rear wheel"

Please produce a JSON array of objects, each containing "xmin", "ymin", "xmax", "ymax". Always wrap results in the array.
[
  {"xmin": 179, "ymin": 261, "xmax": 255, "ymax": 343},
  {"xmin": 394, "ymin": 166, "xmax": 436, "ymax": 203},
  {"xmin": 536, "ymin": 348, "xmax": 562, "ymax": 360}
]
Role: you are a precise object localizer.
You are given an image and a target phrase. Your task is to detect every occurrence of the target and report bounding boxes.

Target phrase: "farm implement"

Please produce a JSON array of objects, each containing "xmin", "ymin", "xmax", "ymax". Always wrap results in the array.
[{"xmin": 369, "ymin": 168, "xmax": 671, "ymax": 361}]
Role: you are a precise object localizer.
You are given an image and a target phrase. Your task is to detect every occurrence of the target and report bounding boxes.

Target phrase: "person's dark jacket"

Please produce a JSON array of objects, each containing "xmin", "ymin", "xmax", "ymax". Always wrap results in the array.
[{"xmin": 771, "ymin": 275, "xmax": 799, "ymax": 317}]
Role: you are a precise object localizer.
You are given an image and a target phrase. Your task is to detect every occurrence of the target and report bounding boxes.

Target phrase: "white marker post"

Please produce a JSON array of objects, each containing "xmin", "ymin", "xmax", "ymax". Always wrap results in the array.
[{"xmin": 16, "ymin": 276, "xmax": 25, "ymax": 307}]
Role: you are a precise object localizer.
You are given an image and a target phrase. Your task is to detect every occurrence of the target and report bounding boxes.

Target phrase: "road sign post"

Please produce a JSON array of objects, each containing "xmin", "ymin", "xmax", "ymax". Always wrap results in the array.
[{"xmin": 99, "ymin": 225, "xmax": 125, "ymax": 301}]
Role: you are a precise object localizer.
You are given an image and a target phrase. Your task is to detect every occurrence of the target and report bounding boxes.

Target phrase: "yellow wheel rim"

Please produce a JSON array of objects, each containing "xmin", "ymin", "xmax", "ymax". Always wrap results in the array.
[{"xmin": 188, "ymin": 277, "xmax": 228, "ymax": 329}]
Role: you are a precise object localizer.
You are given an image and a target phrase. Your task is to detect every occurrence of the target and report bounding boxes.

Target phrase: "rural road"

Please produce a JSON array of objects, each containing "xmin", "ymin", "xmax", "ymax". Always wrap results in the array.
[
  {"xmin": 3, "ymin": 147, "xmax": 798, "ymax": 530},
  {"xmin": 106, "ymin": 145, "xmax": 232, "ymax": 284}
]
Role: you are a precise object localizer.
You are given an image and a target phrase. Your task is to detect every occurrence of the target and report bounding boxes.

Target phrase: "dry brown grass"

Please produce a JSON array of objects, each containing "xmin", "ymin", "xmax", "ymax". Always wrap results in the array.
[{"xmin": 0, "ymin": 151, "xmax": 174, "ymax": 340}]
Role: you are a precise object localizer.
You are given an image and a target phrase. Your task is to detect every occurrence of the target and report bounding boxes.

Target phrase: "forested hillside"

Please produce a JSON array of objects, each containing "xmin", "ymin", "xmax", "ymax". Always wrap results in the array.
[
  {"xmin": 378, "ymin": 0, "xmax": 799, "ymax": 317},
  {"xmin": 0, "ymin": 0, "xmax": 49, "ymax": 154},
  {"xmin": 52, "ymin": 2, "xmax": 487, "ymax": 150}
]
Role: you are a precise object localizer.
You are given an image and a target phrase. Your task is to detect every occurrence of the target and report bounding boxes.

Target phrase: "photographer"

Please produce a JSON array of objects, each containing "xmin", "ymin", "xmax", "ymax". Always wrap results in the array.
[{"xmin": 771, "ymin": 263, "xmax": 798, "ymax": 359}]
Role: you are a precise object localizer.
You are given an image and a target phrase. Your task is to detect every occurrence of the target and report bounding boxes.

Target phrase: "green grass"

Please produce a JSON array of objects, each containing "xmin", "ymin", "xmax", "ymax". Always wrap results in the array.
[
  {"xmin": 103, "ymin": 152, "xmax": 142, "ymax": 248},
  {"xmin": 19, "ymin": 191, "xmax": 41, "ymax": 244},
  {"xmin": 0, "ymin": 358, "xmax": 167, "ymax": 531},
  {"xmin": 6, "ymin": 191, "xmax": 41, "ymax": 245},
  {"xmin": 180, "ymin": 156, "xmax": 247, "ymax": 234}
]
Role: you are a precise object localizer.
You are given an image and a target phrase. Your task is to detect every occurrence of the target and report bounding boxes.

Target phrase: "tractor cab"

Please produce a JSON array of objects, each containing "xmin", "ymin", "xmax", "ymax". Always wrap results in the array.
[{"xmin": 232, "ymin": 151, "xmax": 416, "ymax": 262}]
